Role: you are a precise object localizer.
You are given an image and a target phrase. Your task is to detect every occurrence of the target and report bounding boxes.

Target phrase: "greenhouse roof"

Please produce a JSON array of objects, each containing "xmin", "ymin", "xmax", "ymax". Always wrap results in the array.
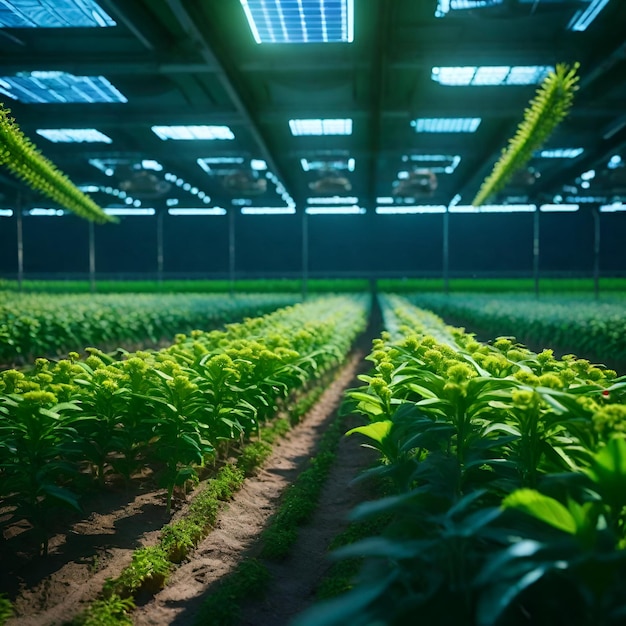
[{"xmin": 0, "ymin": 0, "xmax": 624, "ymax": 213}]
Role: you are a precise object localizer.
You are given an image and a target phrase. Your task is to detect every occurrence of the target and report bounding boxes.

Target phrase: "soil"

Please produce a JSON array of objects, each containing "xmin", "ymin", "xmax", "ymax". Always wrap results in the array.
[{"xmin": 2, "ymin": 349, "xmax": 377, "ymax": 626}]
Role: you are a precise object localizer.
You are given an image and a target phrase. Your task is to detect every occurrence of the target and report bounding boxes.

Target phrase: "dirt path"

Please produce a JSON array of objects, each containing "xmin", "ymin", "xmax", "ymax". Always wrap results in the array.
[{"xmin": 132, "ymin": 353, "xmax": 375, "ymax": 626}]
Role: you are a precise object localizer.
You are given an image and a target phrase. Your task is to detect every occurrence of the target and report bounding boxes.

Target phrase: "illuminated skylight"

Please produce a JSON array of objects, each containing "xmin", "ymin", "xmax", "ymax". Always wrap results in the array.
[
  {"xmin": 376, "ymin": 197, "xmax": 394, "ymax": 204},
  {"xmin": 402, "ymin": 154, "xmax": 461, "ymax": 174},
  {"xmin": 142, "ymin": 160, "xmax": 163, "ymax": 171},
  {"xmin": 600, "ymin": 202, "xmax": 625, "ymax": 213},
  {"xmin": 168, "ymin": 208, "xmax": 227, "ymax": 216},
  {"xmin": 307, "ymin": 196, "xmax": 358, "ymax": 204},
  {"xmin": 104, "ymin": 208, "xmax": 155, "ymax": 216},
  {"xmin": 241, "ymin": 207, "xmax": 296, "ymax": 215},
  {"xmin": 435, "ymin": 0, "xmax": 502, "ymax": 18},
  {"xmin": 432, "ymin": 65, "xmax": 553, "ymax": 86},
  {"xmin": 376, "ymin": 206, "xmax": 446, "ymax": 214},
  {"xmin": 0, "ymin": 209, "xmax": 13, "ymax": 217},
  {"xmin": 568, "ymin": 0, "xmax": 609, "ymax": 32},
  {"xmin": 306, "ymin": 206, "xmax": 365, "ymax": 214},
  {"xmin": 540, "ymin": 204, "xmax": 579, "ymax": 212},
  {"xmin": 0, "ymin": 71, "xmax": 127, "ymax": 103},
  {"xmin": 538, "ymin": 148, "xmax": 584, "ymax": 158},
  {"xmin": 36, "ymin": 128, "xmax": 112, "ymax": 143},
  {"xmin": 28, "ymin": 208, "xmax": 65, "ymax": 216},
  {"xmin": 0, "ymin": 0, "xmax": 115, "ymax": 28},
  {"xmin": 300, "ymin": 157, "xmax": 355, "ymax": 172},
  {"xmin": 240, "ymin": 0, "xmax": 354, "ymax": 43},
  {"xmin": 451, "ymin": 204, "xmax": 536, "ymax": 213},
  {"xmin": 289, "ymin": 119, "xmax": 352, "ymax": 136},
  {"xmin": 250, "ymin": 159, "xmax": 267, "ymax": 170},
  {"xmin": 412, "ymin": 118, "xmax": 481, "ymax": 133},
  {"xmin": 152, "ymin": 125, "xmax": 235, "ymax": 141}
]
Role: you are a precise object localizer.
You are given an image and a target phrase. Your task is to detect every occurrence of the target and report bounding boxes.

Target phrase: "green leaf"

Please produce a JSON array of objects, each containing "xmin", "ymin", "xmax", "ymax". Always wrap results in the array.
[
  {"xmin": 346, "ymin": 420, "xmax": 393, "ymax": 445},
  {"xmin": 503, "ymin": 489, "xmax": 576, "ymax": 534}
]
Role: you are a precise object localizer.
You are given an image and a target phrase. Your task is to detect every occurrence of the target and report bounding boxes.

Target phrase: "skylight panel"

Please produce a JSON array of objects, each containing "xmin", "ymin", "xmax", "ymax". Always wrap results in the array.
[
  {"xmin": 0, "ymin": 209, "xmax": 13, "ymax": 217},
  {"xmin": 241, "ymin": 207, "xmax": 296, "ymax": 215},
  {"xmin": 538, "ymin": 148, "xmax": 584, "ymax": 158},
  {"xmin": 540, "ymin": 204, "xmax": 579, "ymax": 212},
  {"xmin": 300, "ymin": 157, "xmax": 355, "ymax": 172},
  {"xmin": 29, "ymin": 208, "xmax": 65, "ymax": 216},
  {"xmin": 431, "ymin": 66, "xmax": 553, "ymax": 86},
  {"xmin": 152, "ymin": 125, "xmax": 235, "ymax": 141},
  {"xmin": 412, "ymin": 118, "xmax": 481, "ymax": 133},
  {"xmin": 376, "ymin": 205, "xmax": 446, "ymax": 214},
  {"xmin": 0, "ymin": 0, "xmax": 115, "ymax": 28},
  {"xmin": 600, "ymin": 202, "xmax": 625, "ymax": 213},
  {"xmin": 240, "ymin": 0, "xmax": 353, "ymax": 44},
  {"xmin": 403, "ymin": 154, "xmax": 461, "ymax": 174},
  {"xmin": 306, "ymin": 205, "xmax": 365, "ymax": 214},
  {"xmin": 168, "ymin": 208, "xmax": 227, "ymax": 216},
  {"xmin": 104, "ymin": 208, "xmax": 155, "ymax": 216},
  {"xmin": 307, "ymin": 196, "xmax": 358, "ymax": 204},
  {"xmin": 36, "ymin": 128, "xmax": 112, "ymax": 143},
  {"xmin": 289, "ymin": 118, "xmax": 352, "ymax": 136},
  {"xmin": 435, "ymin": 0, "xmax": 503, "ymax": 17},
  {"xmin": 568, "ymin": 0, "xmax": 609, "ymax": 32},
  {"xmin": 0, "ymin": 71, "xmax": 127, "ymax": 103}
]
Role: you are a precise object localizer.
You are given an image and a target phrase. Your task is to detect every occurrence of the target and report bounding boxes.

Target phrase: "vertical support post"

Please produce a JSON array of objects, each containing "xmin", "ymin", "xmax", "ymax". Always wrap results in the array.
[
  {"xmin": 301, "ymin": 208, "xmax": 309, "ymax": 300},
  {"xmin": 442, "ymin": 207, "xmax": 450, "ymax": 295},
  {"xmin": 533, "ymin": 206, "xmax": 540, "ymax": 299},
  {"xmin": 88, "ymin": 220, "xmax": 96, "ymax": 293},
  {"xmin": 592, "ymin": 206, "xmax": 601, "ymax": 301},
  {"xmin": 16, "ymin": 194, "xmax": 23, "ymax": 291},
  {"xmin": 156, "ymin": 210, "xmax": 164, "ymax": 284},
  {"xmin": 228, "ymin": 208, "xmax": 236, "ymax": 296}
]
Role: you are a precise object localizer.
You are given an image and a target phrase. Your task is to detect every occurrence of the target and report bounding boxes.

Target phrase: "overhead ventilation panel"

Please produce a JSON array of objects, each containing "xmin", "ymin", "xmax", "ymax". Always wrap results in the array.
[
  {"xmin": 0, "ymin": 0, "xmax": 115, "ymax": 28},
  {"xmin": 240, "ymin": 0, "xmax": 354, "ymax": 43}
]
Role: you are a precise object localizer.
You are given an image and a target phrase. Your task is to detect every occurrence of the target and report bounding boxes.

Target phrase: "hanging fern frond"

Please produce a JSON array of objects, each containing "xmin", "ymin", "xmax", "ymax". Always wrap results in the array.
[
  {"xmin": 472, "ymin": 62, "xmax": 580, "ymax": 207},
  {"xmin": 0, "ymin": 103, "xmax": 115, "ymax": 223}
]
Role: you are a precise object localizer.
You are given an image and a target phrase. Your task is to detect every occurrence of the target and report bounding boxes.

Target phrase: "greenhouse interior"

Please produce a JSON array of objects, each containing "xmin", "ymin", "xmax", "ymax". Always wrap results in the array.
[{"xmin": 1, "ymin": 1, "xmax": 626, "ymax": 625}]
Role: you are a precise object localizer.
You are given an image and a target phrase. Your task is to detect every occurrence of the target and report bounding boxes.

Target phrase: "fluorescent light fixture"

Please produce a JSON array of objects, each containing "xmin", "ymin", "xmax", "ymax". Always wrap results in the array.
[
  {"xmin": 568, "ymin": 0, "xmax": 609, "ymax": 32},
  {"xmin": 289, "ymin": 118, "xmax": 352, "ymax": 136},
  {"xmin": 431, "ymin": 65, "xmax": 553, "ymax": 86},
  {"xmin": 141, "ymin": 159, "xmax": 163, "ymax": 171},
  {"xmin": 403, "ymin": 154, "xmax": 462, "ymax": 173},
  {"xmin": 0, "ymin": 0, "xmax": 115, "ymax": 28},
  {"xmin": 412, "ymin": 118, "xmax": 481, "ymax": 133},
  {"xmin": 608, "ymin": 155, "xmax": 623, "ymax": 169},
  {"xmin": 449, "ymin": 205, "xmax": 479, "ymax": 213},
  {"xmin": 250, "ymin": 159, "xmax": 267, "ymax": 170},
  {"xmin": 565, "ymin": 195, "xmax": 607, "ymax": 203},
  {"xmin": 300, "ymin": 156, "xmax": 356, "ymax": 172},
  {"xmin": 77, "ymin": 185, "xmax": 100, "ymax": 193},
  {"xmin": 240, "ymin": 0, "xmax": 354, "ymax": 43},
  {"xmin": 104, "ymin": 208, "xmax": 155, "ymax": 216},
  {"xmin": 199, "ymin": 157, "xmax": 245, "ymax": 165},
  {"xmin": 435, "ymin": 0, "xmax": 503, "ymax": 17},
  {"xmin": 28, "ymin": 208, "xmax": 65, "ymax": 216},
  {"xmin": 0, "ymin": 209, "xmax": 13, "ymax": 217},
  {"xmin": 166, "ymin": 198, "xmax": 179, "ymax": 207},
  {"xmin": 600, "ymin": 202, "xmax": 625, "ymax": 212},
  {"xmin": 168, "ymin": 208, "xmax": 226, "ymax": 216},
  {"xmin": 307, "ymin": 196, "xmax": 358, "ymax": 204},
  {"xmin": 232, "ymin": 198, "xmax": 253, "ymax": 206},
  {"xmin": 376, "ymin": 205, "xmax": 446, "ymax": 214},
  {"xmin": 376, "ymin": 196, "xmax": 394, "ymax": 204},
  {"xmin": 0, "ymin": 72, "xmax": 127, "ymax": 103},
  {"xmin": 36, "ymin": 128, "xmax": 112, "ymax": 143},
  {"xmin": 538, "ymin": 148, "xmax": 584, "ymax": 158},
  {"xmin": 241, "ymin": 207, "xmax": 296, "ymax": 215},
  {"xmin": 540, "ymin": 204, "xmax": 579, "ymax": 212},
  {"xmin": 580, "ymin": 169, "xmax": 596, "ymax": 181},
  {"xmin": 152, "ymin": 125, "xmax": 235, "ymax": 140},
  {"xmin": 306, "ymin": 206, "xmax": 365, "ymax": 214},
  {"xmin": 481, "ymin": 204, "xmax": 536, "ymax": 212}
]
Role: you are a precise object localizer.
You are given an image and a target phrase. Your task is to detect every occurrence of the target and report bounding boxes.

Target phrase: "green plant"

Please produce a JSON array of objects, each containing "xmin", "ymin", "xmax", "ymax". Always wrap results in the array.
[
  {"xmin": 0, "ymin": 103, "xmax": 112, "ymax": 222},
  {"xmin": 472, "ymin": 63, "xmax": 579, "ymax": 206},
  {"xmin": 73, "ymin": 594, "xmax": 135, "ymax": 626},
  {"xmin": 103, "ymin": 546, "xmax": 172, "ymax": 598},
  {"xmin": 0, "ymin": 595, "xmax": 13, "ymax": 626}
]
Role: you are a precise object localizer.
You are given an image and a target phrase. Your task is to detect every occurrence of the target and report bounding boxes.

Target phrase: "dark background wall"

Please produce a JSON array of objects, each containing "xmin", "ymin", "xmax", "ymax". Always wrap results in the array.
[{"xmin": 1, "ymin": 209, "xmax": 624, "ymax": 277}]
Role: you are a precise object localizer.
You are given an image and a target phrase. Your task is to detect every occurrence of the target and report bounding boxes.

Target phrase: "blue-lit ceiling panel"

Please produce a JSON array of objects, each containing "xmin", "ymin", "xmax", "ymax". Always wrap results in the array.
[
  {"xmin": 0, "ymin": 0, "xmax": 115, "ymax": 28},
  {"xmin": 240, "ymin": 0, "xmax": 353, "ymax": 43},
  {"xmin": 0, "ymin": 71, "xmax": 127, "ymax": 103}
]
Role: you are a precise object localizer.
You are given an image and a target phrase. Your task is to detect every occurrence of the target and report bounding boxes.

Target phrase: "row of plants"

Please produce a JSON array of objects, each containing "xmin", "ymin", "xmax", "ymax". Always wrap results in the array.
[
  {"xmin": 0, "ymin": 295, "xmax": 368, "ymax": 556},
  {"xmin": 406, "ymin": 292, "xmax": 626, "ymax": 368},
  {"xmin": 0, "ymin": 103, "xmax": 111, "ymax": 223},
  {"xmin": 296, "ymin": 295, "xmax": 626, "ymax": 625},
  {"xmin": 2, "ymin": 277, "xmax": 625, "ymax": 295},
  {"xmin": 0, "ymin": 291, "xmax": 298, "ymax": 364},
  {"xmin": 0, "ymin": 278, "xmax": 371, "ymax": 294}
]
